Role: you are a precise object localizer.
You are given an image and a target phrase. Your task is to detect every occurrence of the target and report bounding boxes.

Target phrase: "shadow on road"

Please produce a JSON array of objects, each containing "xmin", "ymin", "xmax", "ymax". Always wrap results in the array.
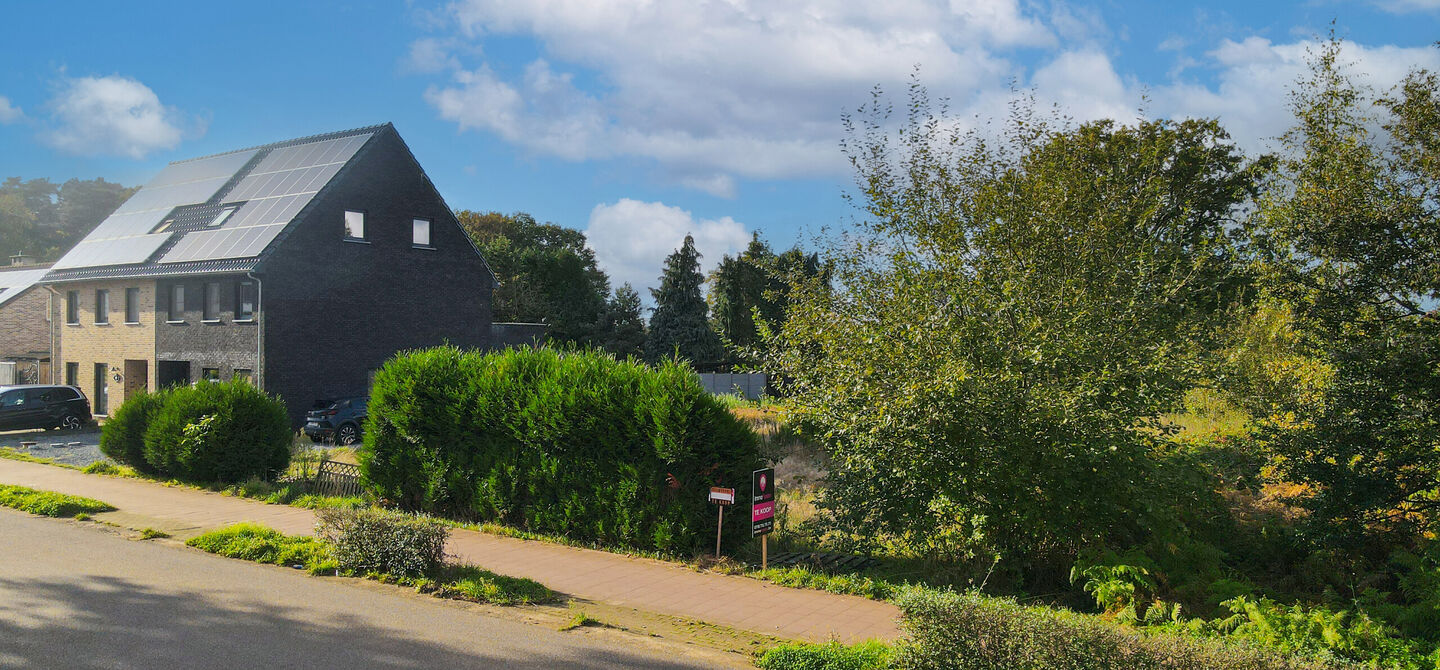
[{"xmin": 0, "ymin": 574, "xmax": 694, "ymax": 669}]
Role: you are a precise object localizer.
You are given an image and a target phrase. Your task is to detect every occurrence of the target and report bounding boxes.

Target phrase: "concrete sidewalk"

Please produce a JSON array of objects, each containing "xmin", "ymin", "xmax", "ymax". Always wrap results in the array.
[{"xmin": 0, "ymin": 458, "xmax": 900, "ymax": 643}]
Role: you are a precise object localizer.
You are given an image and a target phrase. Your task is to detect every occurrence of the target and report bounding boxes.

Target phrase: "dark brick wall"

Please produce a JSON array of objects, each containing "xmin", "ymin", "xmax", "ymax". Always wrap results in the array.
[
  {"xmin": 258, "ymin": 128, "xmax": 493, "ymax": 424},
  {"xmin": 155, "ymin": 275, "xmax": 259, "ymax": 383}
]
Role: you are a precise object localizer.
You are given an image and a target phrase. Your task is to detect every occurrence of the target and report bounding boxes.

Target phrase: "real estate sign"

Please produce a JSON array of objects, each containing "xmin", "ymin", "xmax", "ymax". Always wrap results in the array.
[{"xmin": 751, "ymin": 467, "xmax": 775, "ymax": 536}]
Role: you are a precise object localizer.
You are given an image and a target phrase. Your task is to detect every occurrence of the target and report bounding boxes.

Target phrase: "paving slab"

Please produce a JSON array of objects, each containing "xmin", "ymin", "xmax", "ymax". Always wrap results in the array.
[{"xmin": 0, "ymin": 458, "xmax": 901, "ymax": 643}]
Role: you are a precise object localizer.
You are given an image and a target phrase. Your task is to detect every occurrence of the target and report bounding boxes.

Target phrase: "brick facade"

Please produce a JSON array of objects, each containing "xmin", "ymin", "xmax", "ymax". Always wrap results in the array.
[
  {"xmin": 0, "ymin": 286, "xmax": 51, "ymax": 363},
  {"xmin": 54, "ymin": 280, "xmax": 157, "ymax": 415},
  {"xmin": 259, "ymin": 129, "xmax": 493, "ymax": 424},
  {"xmin": 155, "ymin": 275, "xmax": 259, "ymax": 385}
]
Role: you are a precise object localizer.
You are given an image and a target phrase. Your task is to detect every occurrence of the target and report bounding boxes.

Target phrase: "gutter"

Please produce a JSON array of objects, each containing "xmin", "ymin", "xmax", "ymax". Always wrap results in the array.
[
  {"xmin": 247, "ymin": 272, "xmax": 263, "ymax": 389},
  {"xmin": 43, "ymin": 285, "xmax": 60, "ymax": 384}
]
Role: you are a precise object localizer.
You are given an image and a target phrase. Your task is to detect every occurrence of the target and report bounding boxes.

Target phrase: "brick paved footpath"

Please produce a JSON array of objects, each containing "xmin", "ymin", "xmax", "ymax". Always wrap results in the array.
[{"xmin": 0, "ymin": 458, "xmax": 900, "ymax": 643}]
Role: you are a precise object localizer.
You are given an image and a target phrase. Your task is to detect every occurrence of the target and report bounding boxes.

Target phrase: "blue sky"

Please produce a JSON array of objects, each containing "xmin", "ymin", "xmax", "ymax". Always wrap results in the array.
[{"xmin": 0, "ymin": 1, "xmax": 1436, "ymax": 294}]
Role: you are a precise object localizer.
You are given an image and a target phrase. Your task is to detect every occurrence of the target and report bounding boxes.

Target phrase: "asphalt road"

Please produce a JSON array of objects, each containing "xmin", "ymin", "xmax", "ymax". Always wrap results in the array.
[{"xmin": 0, "ymin": 510, "xmax": 719, "ymax": 669}]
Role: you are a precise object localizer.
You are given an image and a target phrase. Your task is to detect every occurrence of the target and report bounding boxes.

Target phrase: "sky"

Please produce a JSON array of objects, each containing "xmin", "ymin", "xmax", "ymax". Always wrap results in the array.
[{"xmin": 0, "ymin": 1, "xmax": 1437, "ymax": 296}]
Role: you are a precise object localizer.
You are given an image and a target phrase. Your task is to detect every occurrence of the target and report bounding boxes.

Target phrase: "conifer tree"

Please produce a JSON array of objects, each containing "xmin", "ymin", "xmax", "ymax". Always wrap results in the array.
[
  {"xmin": 646, "ymin": 235, "xmax": 722, "ymax": 369},
  {"xmin": 600, "ymin": 283, "xmax": 647, "ymax": 359}
]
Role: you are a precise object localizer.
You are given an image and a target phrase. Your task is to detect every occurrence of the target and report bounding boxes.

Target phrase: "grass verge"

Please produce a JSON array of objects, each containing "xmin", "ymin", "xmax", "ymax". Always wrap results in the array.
[
  {"xmin": 755, "ymin": 640, "xmax": 893, "ymax": 670},
  {"xmin": 187, "ymin": 523, "xmax": 558, "ymax": 606},
  {"xmin": 0, "ymin": 484, "xmax": 115, "ymax": 518}
]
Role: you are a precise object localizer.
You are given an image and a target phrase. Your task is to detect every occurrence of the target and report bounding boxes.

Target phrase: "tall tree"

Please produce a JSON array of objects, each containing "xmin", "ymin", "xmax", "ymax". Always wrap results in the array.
[
  {"xmin": 1250, "ymin": 38, "xmax": 1440, "ymax": 549},
  {"xmin": 767, "ymin": 86, "xmax": 1263, "ymax": 567},
  {"xmin": 709, "ymin": 233, "xmax": 826, "ymax": 368},
  {"xmin": 0, "ymin": 177, "xmax": 134, "ymax": 261},
  {"xmin": 456, "ymin": 210, "xmax": 611, "ymax": 346},
  {"xmin": 599, "ymin": 283, "xmax": 647, "ymax": 359},
  {"xmin": 646, "ymin": 235, "xmax": 723, "ymax": 369}
]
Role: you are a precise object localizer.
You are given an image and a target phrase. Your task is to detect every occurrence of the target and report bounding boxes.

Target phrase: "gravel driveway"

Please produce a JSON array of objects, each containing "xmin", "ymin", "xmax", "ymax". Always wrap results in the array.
[{"xmin": 0, "ymin": 427, "xmax": 104, "ymax": 467}]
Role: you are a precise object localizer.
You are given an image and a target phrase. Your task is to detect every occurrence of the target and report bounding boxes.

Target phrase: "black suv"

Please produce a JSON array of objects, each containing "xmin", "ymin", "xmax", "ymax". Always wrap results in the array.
[
  {"xmin": 303, "ymin": 396, "xmax": 367, "ymax": 445},
  {"xmin": 0, "ymin": 385, "xmax": 92, "ymax": 431}
]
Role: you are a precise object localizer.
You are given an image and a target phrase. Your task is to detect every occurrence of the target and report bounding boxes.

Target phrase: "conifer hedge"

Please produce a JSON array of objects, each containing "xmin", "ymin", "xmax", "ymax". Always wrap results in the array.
[{"xmin": 360, "ymin": 347, "xmax": 761, "ymax": 554}]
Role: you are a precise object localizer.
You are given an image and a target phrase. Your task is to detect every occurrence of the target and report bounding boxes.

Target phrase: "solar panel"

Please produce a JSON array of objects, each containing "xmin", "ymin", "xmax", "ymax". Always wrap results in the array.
[
  {"xmin": 0, "ymin": 268, "xmax": 48, "ymax": 307},
  {"xmin": 50, "ymin": 234, "xmax": 171, "ymax": 270},
  {"xmin": 157, "ymin": 224, "xmax": 287, "ymax": 264},
  {"xmin": 111, "ymin": 149, "xmax": 258, "ymax": 216}
]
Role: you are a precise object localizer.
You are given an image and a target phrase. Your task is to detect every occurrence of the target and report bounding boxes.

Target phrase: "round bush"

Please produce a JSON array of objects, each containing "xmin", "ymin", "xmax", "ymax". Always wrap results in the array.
[
  {"xmin": 361, "ymin": 346, "xmax": 762, "ymax": 554},
  {"xmin": 141, "ymin": 380, "xmax": 291, "ymax": 483},
  {"xmin": 99, "ymin": 389, "xmax": 169, "ymax": 473}
]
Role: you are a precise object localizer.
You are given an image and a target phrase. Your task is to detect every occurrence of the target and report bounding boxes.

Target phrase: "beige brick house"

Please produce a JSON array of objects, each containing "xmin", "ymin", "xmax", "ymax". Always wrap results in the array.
[{"xmin": 0, "ymin": 255, "xmax": 54, "ymax": 384}]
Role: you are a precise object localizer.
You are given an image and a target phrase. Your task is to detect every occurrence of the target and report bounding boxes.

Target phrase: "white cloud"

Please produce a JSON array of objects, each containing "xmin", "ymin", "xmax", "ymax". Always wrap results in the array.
[
  {"xmin": 405, "ymin": 37, "xmax": 463, "ymax": 73},
  {"xmin": 416, "ymin": 1, "xmax": 1440, "ymax": 192},
  {"xmin": 418, "ymin": 0, "xmax": 1046, "ymax": 192},
  {"xmin": 0, "ymin": 96, "xmax": 21, "ymax": 124},
  {"xmin": 43, "ymin": 75, "xmax": 194, "ymax": 158},
  {"xmin": 584, "ymin": 198, "xmax": 752, "ymax": 297},
  {"xmin": 1371, "ymin": 0, "xmax": 1440, "ymax": 12},
  {"xmin": 1148, "ymin": 38, "xmax": 1440, "ymax": 154}
]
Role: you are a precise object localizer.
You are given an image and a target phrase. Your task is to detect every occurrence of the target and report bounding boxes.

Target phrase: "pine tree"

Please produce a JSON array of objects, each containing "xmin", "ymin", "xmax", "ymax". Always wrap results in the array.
[
  {"xmin": 646, "ymin": 235, "xmax": 723, "ymax": 369},
  {"xmin": 600, "ymin": 283, "xmax": 647, "ymax": 359}
]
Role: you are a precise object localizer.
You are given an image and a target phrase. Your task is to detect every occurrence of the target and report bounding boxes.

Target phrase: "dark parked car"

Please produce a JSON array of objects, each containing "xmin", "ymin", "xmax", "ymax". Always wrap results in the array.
[
  {"xmin": 303, "ymin": 396, "xmax": 367, "ymax": 445},
  {"xmin": 0, "ymin": 385, "xmax": 92, "ymax": 431}
]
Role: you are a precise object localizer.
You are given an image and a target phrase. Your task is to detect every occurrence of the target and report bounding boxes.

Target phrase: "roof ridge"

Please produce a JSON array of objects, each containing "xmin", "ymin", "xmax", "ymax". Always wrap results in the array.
[{"xmin": 170, "ymin": 122, "xmax": 392, "ymax": 165}]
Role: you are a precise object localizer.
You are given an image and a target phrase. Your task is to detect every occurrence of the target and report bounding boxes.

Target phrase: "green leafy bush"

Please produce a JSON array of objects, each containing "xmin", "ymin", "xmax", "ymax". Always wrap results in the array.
[
  {"xmin": 361, "ymin": 346, "xmax": 761, "ymax": 553},
  {"xmin": 315, "ymin": 507, "xmax": 448, "ymax": 578},
  {"xmin": 139, "ymin": 380, "xmax": 291, "ymax": 483},
  {"xmin": 0, "ymin": 484, "xmax": 115, "ymax": 517},
  {"xmin": 757, "ymin": 641, "xmax": 893, "ymax": 670},
  {"xmin": 1205, "ymin": 596, "xmax": 1434, "ymax": 668},
  {"xmin": 894, "ymin": 589, "xmax": 1340, "ymax": 670},
  {"xmin": 99, "ymin": 388, "xmax": 169, "ymax": 473}
]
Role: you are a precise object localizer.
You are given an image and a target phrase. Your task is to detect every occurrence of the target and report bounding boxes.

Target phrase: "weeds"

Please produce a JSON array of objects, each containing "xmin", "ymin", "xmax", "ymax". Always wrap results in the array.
[
  {"xmin": 82, "ymin": 460, "xmax": 139, "ymax": 477},
  {"xmin": 0, "ymin": 484, "xmax": 115, "ymax": 518},
  {"xmin": 139, "ymin": 527, "xmax": 170, "ymax": 540},
  {"xmin": 560, "ymin": 611, "xmax": 603, "ymax": 631}
]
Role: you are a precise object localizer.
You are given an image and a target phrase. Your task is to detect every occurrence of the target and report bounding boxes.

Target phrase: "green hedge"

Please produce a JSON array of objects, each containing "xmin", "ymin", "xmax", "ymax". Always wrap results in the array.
[
  {"xmin": 894, "ymin": 589, "xmax": 1342, "ymax": 670},
  {"xmin": 757, "ymin": 641, "xmax": 893, "ymax": 670},
  {"xmin": 361, "ymin": 347, "xmax": 761, "ymax": 554},
  {"xmin": 99, "ymin": 388, "xmax": 169, "ymax": 474},
  {"xmin": 99, "ymin": 380, "xmax": 290, "ymax": 483}
]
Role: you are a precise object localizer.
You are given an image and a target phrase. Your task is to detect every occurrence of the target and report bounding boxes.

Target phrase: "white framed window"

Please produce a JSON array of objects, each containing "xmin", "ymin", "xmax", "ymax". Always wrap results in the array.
[
  {"xmin": 344, "ymin": 210, "xmax": 365, "ymax": 241},
  {"xmin": 209, "ymin": 207, "xmax": 236, "ymax": 227},
  {"xmin": 203, "ymin": 282, "xmax": 221, "ymax": 321},
  {"xmin": 94, "ymin": 289, "xmax": 109, "ymax": 325},
  {"xmin": 235, "ymin": 281, "xmax": 256, "ymax": 321},
  {"xmin": 413, "ymin": 218, "xmax": 431, "ymax": 247},
  {"xmin": 168, "ymin": 284, "xmax": 185, "ymax": 322}
]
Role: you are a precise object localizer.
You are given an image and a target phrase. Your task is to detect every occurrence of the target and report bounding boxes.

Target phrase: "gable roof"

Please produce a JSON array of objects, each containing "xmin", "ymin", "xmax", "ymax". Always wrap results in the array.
[
  {"xmin": 0, "ymin": 267, "xmax": 50, "ymax": 307},
  {"xmin": 44, "ymin": 124, "xmax": 388, "ymax": 282}
]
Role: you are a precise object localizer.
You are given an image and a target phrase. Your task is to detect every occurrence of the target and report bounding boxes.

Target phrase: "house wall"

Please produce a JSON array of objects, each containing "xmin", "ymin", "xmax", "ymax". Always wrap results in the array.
[
  {"xmin": 0, "ymin": 287, "xmax": 51, "ymax": 367},
  {"xmin": 155, "ymin": 275, "xmax": 259, "ymax": 383},
  {"xmin": 53, "ymin": 280, "xmax": 157, "ymax": 414},
  {"xmin": 259, "ymin": 128, "xmax": 494, "ymax": 424}
]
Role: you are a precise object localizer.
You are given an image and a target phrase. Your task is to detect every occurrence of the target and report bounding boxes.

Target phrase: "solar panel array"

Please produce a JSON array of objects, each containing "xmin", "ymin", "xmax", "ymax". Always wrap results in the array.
[
  {"xmin": 0, "ymin": 268, "xmax": 49, "ymax": 307},
  {"xmin": 157, "ymin": 133, "xmax": 372, "ymax": 265},
  {"xmin": 50, "ymin": 129, "xmax": 377, "ymax": 272},
  {"xmin": 50, "ymin": 150, "xmax": 259, "ymax": 270}
]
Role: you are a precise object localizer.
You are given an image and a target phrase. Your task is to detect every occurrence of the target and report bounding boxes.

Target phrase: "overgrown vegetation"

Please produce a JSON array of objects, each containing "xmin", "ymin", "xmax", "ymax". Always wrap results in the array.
[
  {"xmin": 754, "ymin": 36, "xmax": 1440, "ymax": 668},
  {"xmin": 0, "ymin": 484, "xmax": 114, "ymax": 518},
  {"xmin": 100, "ymin": 381, "xmax": 291, "ymax": 483},
  {"xmin": 186, "ymin": 522, "xmax": 556, "ymax": 606},
  {"xmin": 361, "ymin": 346, "xmax": 761, "ymax": 553}
]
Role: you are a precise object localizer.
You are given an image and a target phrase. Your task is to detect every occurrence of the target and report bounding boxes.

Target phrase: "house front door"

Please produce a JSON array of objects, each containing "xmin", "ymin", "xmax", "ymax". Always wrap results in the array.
[{"xmin": 123, "ymin": 360, "xmax": 148, "ymax": 402}]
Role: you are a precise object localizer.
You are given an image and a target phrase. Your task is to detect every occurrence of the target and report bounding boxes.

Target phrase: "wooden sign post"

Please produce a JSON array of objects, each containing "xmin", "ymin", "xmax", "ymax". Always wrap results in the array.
[{"xmin": 709, "ymin": 487, "xmax": 735, "ymax": 559}]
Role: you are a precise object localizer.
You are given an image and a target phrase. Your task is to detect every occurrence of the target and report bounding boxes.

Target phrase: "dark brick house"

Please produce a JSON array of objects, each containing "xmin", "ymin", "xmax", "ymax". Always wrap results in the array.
[{"xmin": 42, "ymin": 124, "xmax": 496, "ymax": 423}]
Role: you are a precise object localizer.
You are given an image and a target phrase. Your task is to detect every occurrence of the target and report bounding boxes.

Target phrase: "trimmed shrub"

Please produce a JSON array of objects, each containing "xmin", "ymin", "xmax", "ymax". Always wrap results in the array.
[
  {"xmin": 361, "ymin": 346, "xmax": 762, "ymax": 554},
  {"xmin": 99, "ymin": 389, "xmax": 169, "ymax": 473},
  {"xmin": 894, "ymin": 589, "xmax": 1342, "ymax": 670},
  {"xmin": 315, "ymin": 507, "xmax": 448, "ymax": 578},
  {"xmin": 142, "ymin": 380, "xmax": 290, "ymax": 483}
]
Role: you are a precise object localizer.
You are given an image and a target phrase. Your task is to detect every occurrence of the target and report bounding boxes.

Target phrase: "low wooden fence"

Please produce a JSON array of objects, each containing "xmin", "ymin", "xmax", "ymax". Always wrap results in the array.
[{"xmin": 310, "ymin": 459, "xmax": 363, "ymax": 498}]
